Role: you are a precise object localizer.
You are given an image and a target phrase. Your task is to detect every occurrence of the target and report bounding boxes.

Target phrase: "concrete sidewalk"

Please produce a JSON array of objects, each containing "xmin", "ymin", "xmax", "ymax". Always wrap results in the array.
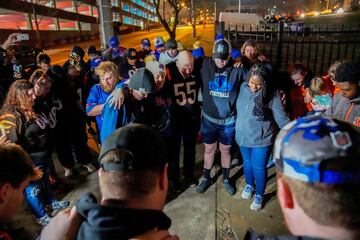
[{"xmin": 11, "ymin": 140, "xmax": 288, "ymax": 240}]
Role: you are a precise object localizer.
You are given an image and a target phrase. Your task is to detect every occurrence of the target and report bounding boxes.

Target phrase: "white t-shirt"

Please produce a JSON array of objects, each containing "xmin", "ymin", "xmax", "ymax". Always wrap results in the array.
[{"xmin": 159, "ymin": 52, "xmax": 178, "ymax": 65}]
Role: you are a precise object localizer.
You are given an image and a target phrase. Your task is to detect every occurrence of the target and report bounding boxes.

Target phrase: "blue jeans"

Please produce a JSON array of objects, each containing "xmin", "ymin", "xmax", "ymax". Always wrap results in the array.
[
  {"xmin": 239, "ymin": 146, "xmax": 272, "ymax": 195},
  {"xmin": 24, "ymin": 169, "xmax": 54, "ymax": 218}
]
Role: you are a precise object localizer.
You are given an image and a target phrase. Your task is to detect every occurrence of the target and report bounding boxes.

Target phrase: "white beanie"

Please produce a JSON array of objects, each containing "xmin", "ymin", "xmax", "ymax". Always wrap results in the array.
[{"xmin": 146, "ymin": 61, "xmax": 165, "ymax": 76}]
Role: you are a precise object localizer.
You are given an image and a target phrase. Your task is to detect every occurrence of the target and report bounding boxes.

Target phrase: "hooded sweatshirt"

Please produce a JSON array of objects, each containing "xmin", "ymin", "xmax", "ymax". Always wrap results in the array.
[
  {"xmin": 235, "ymin": 82, "xmax": 290, "ymax": 147},
  {"xmin": 325, "ymin": 92, "xmax": 360, "ymax": 127},
  {"xmin": 76, "ymin": 193, "xmax": 172, "ymax": 240},
  {"xmin": 198, "ymin": 57, "xmax": 247, "ymax": 121}
]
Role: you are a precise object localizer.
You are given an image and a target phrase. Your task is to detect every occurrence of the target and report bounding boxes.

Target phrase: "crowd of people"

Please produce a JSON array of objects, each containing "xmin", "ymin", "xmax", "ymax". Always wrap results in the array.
[{"xmin": 0, "ymin": 31, "xmax": 359, "ymax": 240}]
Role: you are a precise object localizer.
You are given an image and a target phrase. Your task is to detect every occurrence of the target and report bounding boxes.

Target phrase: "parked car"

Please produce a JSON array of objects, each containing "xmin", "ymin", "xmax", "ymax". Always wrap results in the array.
[
  {"xmin": 305, "ymin": 11, "xmax": 320, "ymax": 17},
  {"xmin": 320, "ymin": 9, "xmax": 332, "ymax": 15},
  {"xmin": 7, "ymin": 44, "xmax": 43, "ymax": 68}
]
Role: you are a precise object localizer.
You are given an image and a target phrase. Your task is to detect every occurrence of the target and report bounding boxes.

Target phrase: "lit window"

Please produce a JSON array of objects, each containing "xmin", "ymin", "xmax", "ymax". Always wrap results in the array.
[
  {"xmin": 111, "ymin": 0, "xmax": 119, "ymax": 7},
  {"xmin": 123, "ymin": 16, "xmax": 134, "ymax": 25},
  {"xmin": 56, "ymin": 0, "xmax": 76, "ymax": 13},
  {"xmin": 79, "ymin": 22, "xmax": 91, "ymax": 31},
  {"xmin": 77, "ymin": 4, "xmax": 93, "ymax": 16},
  {"xmin": 32, "ymin": 15, "xmax": 57, "ymax": 30},
  {"xmin": 93, "ymin": 8, "xmax": 99, "ymax": 18},
  {"xmin": 113, "ymin": 12, "xmax": 121, "ymax": 21},
  {"xmin": 59, "ymin": 18, "xmax": 76, "ymax": 30},
  {"xmin": 21, "ymin": 0, "xmax": 54, "ymax": 7},
  {"xmin": 123, "ymin": 4, "xmax": 130, "ymax": 12}
]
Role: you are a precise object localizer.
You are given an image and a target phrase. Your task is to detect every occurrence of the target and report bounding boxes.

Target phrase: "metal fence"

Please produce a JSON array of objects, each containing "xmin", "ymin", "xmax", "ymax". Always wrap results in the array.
[{"xmin": 216, "ymin": 21, "xmax": 360, "ymax": 76}]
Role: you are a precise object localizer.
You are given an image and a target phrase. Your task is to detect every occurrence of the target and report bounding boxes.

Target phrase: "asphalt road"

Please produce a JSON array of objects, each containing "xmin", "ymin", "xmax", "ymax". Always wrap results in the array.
[
  {"xmin": 298, "ymin": 10, "xmax": 360, "ymax": 25},
  {"xmin": 46, "ymin": 24, "xmax": 214, "ymax": 66}
]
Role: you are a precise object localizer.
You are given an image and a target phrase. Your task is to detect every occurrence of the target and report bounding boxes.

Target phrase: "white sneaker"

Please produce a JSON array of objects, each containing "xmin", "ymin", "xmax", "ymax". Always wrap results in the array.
[
  {"xmin": 64, "ymin": 168, "xmax": 73, "ymax": 177},
  {"xmin": 241, "ymin": 184, "xmax": 254, "ymax": 200},
  {"xmin": 85, "ymin": 163, "xmax": 96, "ymax": 173},
  {"xmin": 250, "ymin": 194, "xmax": 264, "ymax": 211}
]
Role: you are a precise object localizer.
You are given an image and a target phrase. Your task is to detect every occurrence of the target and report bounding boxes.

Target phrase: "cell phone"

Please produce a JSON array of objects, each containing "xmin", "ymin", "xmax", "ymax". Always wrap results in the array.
[{"xmin": 16, "ymin": 34, "xmax": 29, "ymax": 41}]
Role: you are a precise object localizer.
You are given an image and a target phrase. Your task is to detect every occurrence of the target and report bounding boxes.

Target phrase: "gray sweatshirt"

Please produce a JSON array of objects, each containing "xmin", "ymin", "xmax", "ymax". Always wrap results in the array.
[
  {"xmin": 235, "ymin": 82, "xmax": 290, "ymax": 147},
  {"xmin": 325, "ymin": 92, "xmax": 360, "ymax": 127}
]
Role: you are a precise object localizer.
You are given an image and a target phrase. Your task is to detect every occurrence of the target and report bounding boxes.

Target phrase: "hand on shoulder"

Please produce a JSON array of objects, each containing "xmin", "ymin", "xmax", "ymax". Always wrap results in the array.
[{"xmin": 39, "ymin": 206, "xmax": 82, "ymax": 240}]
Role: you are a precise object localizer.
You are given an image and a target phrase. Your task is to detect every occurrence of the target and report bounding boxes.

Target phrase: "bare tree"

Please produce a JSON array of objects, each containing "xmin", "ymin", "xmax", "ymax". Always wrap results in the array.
[
  {"xmin": 29, "ymin": 0, "xmax": 45, "ymax": 48},
  {"xmin": 153, "ymin": 0, "xmax": 185, "ymax": 39},
  {"xmin": 188, "ymin": 0, "xmax": 202, "ymax": 38}
]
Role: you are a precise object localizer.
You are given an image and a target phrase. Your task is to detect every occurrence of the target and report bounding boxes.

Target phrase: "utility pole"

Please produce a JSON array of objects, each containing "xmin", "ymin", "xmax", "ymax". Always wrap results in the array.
[
  {"xmin": 98, "ymin": 0, "xmax": 114, "ymax": 49},
  {"xmin": 214, "ymin": 2, "xmax": 216, "ymax": 21},
  {"xmin": 238, "ymin": 0, "xmax": 241, "ymax": 13}
]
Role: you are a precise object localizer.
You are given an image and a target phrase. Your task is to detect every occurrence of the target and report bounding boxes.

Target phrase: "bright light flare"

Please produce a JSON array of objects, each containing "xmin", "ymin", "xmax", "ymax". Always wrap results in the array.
[{"xmin": 336, "ymin": 8, "xmax": 344, "ymax": 14}]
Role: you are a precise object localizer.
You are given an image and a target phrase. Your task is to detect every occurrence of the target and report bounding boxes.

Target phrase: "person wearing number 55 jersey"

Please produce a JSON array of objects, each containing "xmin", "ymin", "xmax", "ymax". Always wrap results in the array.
[
  {"xmin": 165, "ymin": 50, "xmax": 201, "ymax": 188},
  {"xmin": 196, "ymin": 39, "xmax": 247, "ymax": 195}
]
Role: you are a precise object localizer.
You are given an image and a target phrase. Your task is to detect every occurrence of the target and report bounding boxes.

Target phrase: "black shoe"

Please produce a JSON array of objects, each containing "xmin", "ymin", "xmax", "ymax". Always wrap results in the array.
[
  {"xmin": 196, "ymin": 178, "xmax": 211, "ymax": 193},
  {"xmin": 223, "ymin": 179, "xmax": 235, "ymax": 195},
  {"xmin": 185, "ymin": 177, "xmax": 198, "ymax": 187},
  {"xmin": 231, "ymin": 158, "xmax": 240, "ymax": 167}
]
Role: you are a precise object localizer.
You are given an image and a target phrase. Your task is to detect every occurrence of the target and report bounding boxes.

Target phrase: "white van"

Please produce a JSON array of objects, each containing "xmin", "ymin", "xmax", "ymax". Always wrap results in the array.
[{"xmin": 219, "ymin": 12, "xmax": 267, "ymax": 31}]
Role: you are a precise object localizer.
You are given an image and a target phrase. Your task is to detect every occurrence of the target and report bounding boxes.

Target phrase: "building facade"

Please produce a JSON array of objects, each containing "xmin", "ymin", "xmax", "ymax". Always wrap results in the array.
[{"xmin": 0, "ymin": 0, "xmax": 159, "ymax": 47}]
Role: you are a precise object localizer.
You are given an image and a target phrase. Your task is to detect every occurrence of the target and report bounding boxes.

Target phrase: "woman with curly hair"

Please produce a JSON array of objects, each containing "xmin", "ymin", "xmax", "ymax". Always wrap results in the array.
[
  {"xmin": 235, "ymin": 63, "xmax": 290, "ymax": 211},
  {"xmin": 0, "ymin": 79, "xmax": 69, "ymax": 226}
]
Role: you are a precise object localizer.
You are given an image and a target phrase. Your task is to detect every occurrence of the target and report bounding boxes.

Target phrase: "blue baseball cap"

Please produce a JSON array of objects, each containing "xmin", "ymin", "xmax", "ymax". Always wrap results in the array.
[
  {"xmin": 273, "ymin": 115, "xmax": 360, "ymax": 184},
  {"xmin": 109, "ymin": 36, "xmax": 119, "ymax": 48},
  {"xmin": 215, "ymin": 34, "xmax": 224, "ymax": 40},
  {"xmin": 154, "ymin": 36, "xmax": 164, "ymax": 49},
  {"xmin": 192, "ymin": 47, "xmax": 205, "ymax": 58},
  {"xmin": 141, "ymin": 38, "xmax": 151, "ymax": 47},
  {"xmin": 90, "ymin": 57, "xmax": 103, "ymax": 69}
]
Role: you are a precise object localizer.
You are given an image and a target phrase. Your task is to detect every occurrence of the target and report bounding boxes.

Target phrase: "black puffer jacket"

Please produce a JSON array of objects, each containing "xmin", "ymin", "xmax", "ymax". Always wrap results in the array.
[{"xmin": 0, "ymin": 105, "xmax": 52, "ymax": 167}]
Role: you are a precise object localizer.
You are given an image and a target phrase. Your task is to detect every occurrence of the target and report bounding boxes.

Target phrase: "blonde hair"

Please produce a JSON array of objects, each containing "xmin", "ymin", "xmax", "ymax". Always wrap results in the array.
[
  {"xmin": 29, "ymin": 69, "xmax": 53, "ymax": 85},
  {"xmin": 95, "ymin": 61, "xmax": 118, "ymax": 78},
  {"xmin": 309, "ymin": 77, "xmax": 330, "ymax": 97},
  {"xmin": 3, "ymin": 80, "xmax": 35, "ymax": 121},
  {"xmin": 241, "ymin": 39, "xmax": 260, "ymax": 57}
]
